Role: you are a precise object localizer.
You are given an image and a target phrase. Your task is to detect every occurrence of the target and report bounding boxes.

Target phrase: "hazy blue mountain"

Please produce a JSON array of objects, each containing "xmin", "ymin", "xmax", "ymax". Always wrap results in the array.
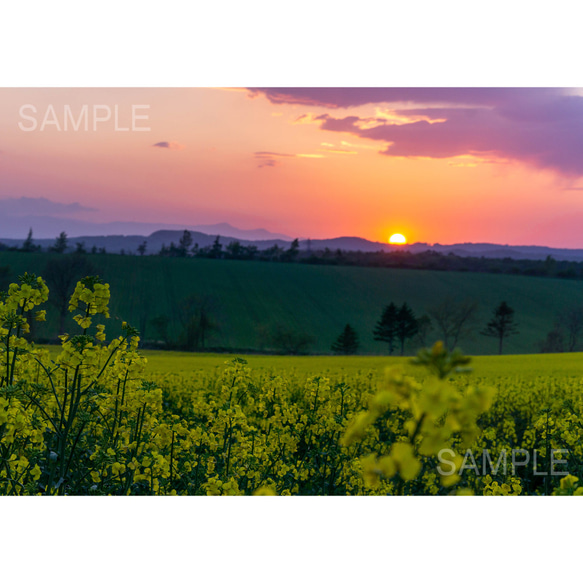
[
  {"xmin": 191, "ymin": 223, "xmax": 292, "ymax": 241},
  {"xmin": 0, "ymin": 215, "xmax": 292, "ymax": 241}
]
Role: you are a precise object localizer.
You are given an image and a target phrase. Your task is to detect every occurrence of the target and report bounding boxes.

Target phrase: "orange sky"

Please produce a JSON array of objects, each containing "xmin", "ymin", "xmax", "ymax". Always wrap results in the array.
[{"xmin": 2, "ymin": 87, "xmax": 583, "ymax": 246}]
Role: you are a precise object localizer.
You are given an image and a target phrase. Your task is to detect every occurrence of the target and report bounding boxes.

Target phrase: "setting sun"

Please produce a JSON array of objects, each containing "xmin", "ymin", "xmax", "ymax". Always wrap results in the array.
[{"xmin": 389, "ymin": 233, "xmax": 407, "ymax": 244}]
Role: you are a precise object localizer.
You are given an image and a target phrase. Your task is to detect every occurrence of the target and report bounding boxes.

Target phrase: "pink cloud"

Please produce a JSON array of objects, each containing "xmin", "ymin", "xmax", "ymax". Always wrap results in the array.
[
  {"xmin": 254, "ymin": 151, "xmax": 325, "ymax": 168},
  {"xmin": 153, "ymin": 141, "xmax": 186, "ymax": 151}
]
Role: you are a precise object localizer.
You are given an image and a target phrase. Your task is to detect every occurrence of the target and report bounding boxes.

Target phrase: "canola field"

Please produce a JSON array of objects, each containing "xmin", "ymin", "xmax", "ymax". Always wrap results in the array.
[{"xmin": 3, "ymin": 274, "xmax": 583, "ymax": 496}]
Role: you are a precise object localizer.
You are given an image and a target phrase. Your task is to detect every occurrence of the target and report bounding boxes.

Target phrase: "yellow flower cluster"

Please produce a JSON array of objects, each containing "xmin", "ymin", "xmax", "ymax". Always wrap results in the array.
[
  {"xmin": 0, "ymin": 273, "xmax": 195, "ymax": 495},
  {"xmin": 482, "ymin": 475, "xmax": 522, "ymax": 495},
  {"xmin": 341, "ymin": 342, "xmax": 495, "ymax": 493},
  {"xmin": 68, "ymin": 277, "xmax": 110, "ymax": 330}
]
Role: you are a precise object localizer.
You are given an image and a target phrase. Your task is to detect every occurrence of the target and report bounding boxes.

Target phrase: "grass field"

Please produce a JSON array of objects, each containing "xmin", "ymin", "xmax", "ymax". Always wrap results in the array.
[
  {"xmin": 40, "ymin": 344, "xmax": 583, "ymax": 380},
  {"xmin": 5, "ymin": 250, "xmax": 583, "ymax": 355}
]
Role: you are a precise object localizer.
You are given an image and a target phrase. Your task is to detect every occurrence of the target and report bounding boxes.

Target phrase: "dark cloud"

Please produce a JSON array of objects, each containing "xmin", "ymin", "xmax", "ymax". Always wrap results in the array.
[
  {"xmin": 0, "ymin": 196, "xmax": 97, "ymax": 216},
  {"xmin": 247, "ymin": 87, "xmax": 565, "ymax": 109},
  {"xmin": 252, "ymin": 89, "xmax": 583, "ymax": 176}
]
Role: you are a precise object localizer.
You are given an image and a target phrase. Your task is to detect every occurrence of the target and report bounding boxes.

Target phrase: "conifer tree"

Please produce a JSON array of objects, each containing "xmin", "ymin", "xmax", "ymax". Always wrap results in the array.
[
  {"xmin": 373, "ymin": 303, "xmax": 399, "ymax": 354},
  {"xmin": 21, "ymin": 228, "xmax": 40, "ymax": 253},
  {"xmin": 331, "ymin": 324, "xmax": 359, "ymax": 355},
  {"xmin": 396, "ymin": 302, "xmax": 419, "ymax": 356},
  {"xmin": 49, "ymin": 231, "xmax": 68, "ymax": 254},
  {"xmin": 178, "ymin": 230, "xmax": 193, "ymax": 256}
]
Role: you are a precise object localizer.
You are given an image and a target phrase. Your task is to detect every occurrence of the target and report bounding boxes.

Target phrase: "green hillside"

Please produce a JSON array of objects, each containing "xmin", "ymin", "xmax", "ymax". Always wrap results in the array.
[{"xmin": 1, "ymin": 251, "xmax": 580, "ymax": 355}]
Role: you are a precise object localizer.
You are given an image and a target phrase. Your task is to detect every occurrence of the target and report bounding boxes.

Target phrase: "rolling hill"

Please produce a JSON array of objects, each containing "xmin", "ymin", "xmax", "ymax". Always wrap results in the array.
[{"xmin": 1, "ymin": 251, "xmax": 580, "ymax": 355}]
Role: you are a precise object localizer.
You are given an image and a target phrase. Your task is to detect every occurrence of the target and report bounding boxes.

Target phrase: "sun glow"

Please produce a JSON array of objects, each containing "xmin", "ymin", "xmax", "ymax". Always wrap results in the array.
[{"xmin": 389, "ymin": 233, "xmax": 407, "ymax": 245}]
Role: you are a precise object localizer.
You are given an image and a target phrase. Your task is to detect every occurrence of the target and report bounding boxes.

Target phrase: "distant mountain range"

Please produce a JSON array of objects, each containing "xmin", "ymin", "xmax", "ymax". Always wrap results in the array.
[
  {"xmin": 3, "ymin": 223, "xmax": 583, "ymax": 261},
  {"xmin": 0, "ymin": 215, "xmax": 293, "ymax": 242}
]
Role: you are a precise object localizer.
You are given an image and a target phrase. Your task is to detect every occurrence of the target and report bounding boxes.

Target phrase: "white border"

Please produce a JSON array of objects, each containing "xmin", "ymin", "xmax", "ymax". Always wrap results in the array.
[{"xmin": 1, "ymin": 1, "xmax": 581, "ymax": 579}]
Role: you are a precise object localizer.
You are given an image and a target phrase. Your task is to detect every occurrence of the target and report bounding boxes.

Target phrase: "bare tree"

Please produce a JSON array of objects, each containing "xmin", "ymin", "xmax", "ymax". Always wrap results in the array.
[
  {"xmin": 177, "ymin": 294, "xmax": 220, "ymax": 350},
  {"xmin": 428, "ymin": 296, "xmax": 479, "ymax": 350},
  {"xmin": 265, "ymin": 324, "xmax": 314, "ymax": 355},
  {"xmin": 538, "ymin": 326, "xmax": 564, "ymax": 353},
  {"xmin": 413, "ymin": 314, "xmax": 433, "ymax": 348},
  {"xmin": 556, "ymin": 306, "xmax": 583, "ymax": 352}
]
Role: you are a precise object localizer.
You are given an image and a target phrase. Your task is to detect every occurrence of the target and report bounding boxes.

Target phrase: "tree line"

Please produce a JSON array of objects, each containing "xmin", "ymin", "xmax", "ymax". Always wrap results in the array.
[
  {"xmin": 0, "ymin": 230, "xmax": 107, "ymax": 255},
  {"xmin": 6, "ymin": 228, "xmax": 583, "ymax": 283},
  {"xmin": 157, "ymin": 231, "xmax": 583, "ymax": 282}
]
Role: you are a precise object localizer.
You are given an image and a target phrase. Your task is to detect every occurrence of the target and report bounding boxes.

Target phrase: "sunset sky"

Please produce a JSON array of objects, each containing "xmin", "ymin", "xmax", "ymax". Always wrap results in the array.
[{"xmin": 2, "ymin": 87, "xmax": 583, "ymax": 246}]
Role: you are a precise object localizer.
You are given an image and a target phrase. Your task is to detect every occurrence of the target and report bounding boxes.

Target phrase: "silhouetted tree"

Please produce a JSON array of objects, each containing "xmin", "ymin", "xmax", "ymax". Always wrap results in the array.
[
  {"xmin": 21, "ymin": 228, "xmax": 40, "ymax": 253},
  {"xmin": 538, "ymin": 327, "xmax": 564, "ymax": 353},
  {"xmin": 178, "ymin": 230, "xmax": 193, "ymax": 256},
  {"xmin": 544, "ymin": 255, "xmax": 556, "ymax": 276},
  {"xmin": 226, "ymin": 241, "xmax": 243, "ymax": 259},
  {"xmin": 136, "ymin": 241, "xmax": 147, "ymax": 256},
  {"xmin": 556, "ymin": 305, "xmax": 583, "ymax": 352},
  {"xmin": 178, "ymin": 295, "xmax": 220, "ymax": 350},
  {"xmin": 331, "ymin": 324, "xmax": 359, "ymax": 355},
  {"xmin": 261, "ymin": 245, "xmax": 283, "ymax": 261},
  {"xmin": 428, "ymin": 296, "xmax": 479, "ymax": 350},
  {"xmin": 266, "ymin": 324, "xmax": 314, "ymax": 355},
  {"xmin": 242, "ymin": 245, "xmax": 258, "ymax": 260},
  {"xmin": 208, "ymin": 236, "xmax": 223, "ymax": 259},
  {"xmin": 373, "ymin": 303, "xmax": 399, "ymax": 354},
  {"xmin": 42, "ymin": 256, "xmax": 95, "ymax": 335},
  {"xmin": 413, "ymin": 314, "xmax": 433, "ymax": 348},
  {"xmin": 481, "ymin": 301, "xmax": 519, "ymax": 354},
  {"xmin": 74, "ymin": 242, "xmax": 87, "ymax": 254},
  {"xmin": 49, "ymin": 231, "xmax": 68, "ymax": 254},
  {"xmin": 281, "ymin": 238, "xmax": 300, "ymax": 262},
  {"xmin": 396, "ymin": 303, "xmax": 419, "ymax": 356}
]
